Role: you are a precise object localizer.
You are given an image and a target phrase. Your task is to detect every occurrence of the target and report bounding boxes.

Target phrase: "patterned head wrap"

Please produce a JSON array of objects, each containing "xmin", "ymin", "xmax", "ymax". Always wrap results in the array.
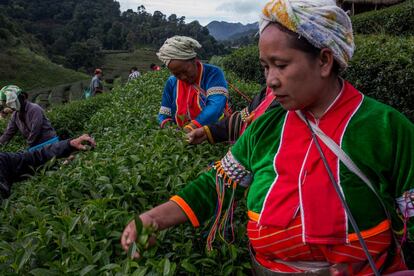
[
  {"xmin": 259, "ymin": 0, "xmax": 355, "ymax": 69},
  {"xmin": 157, "ymin": 36, "xmax": 202, "ymax": 66},
  {"xmin": 0, "ymin": 85, "xmax": 22, "ymax": 111}
]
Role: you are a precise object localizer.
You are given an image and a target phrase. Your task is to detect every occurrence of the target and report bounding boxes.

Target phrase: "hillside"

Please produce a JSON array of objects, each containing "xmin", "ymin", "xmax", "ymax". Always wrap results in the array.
[
  {"xmin": 0, "ymin": 47, "xmax": 89, "ymax": 91},
  {"xmin": 0, "ymin": 5, "xmax": 88, "ymax": 92},
  {"xmin": 228, "ymin": 28, "xmax": 257, "ymax": 40},
  {"xmin": 1, "ymin": 1, "xmax": 224, "ymax": 72},
  {"xmin": 1, "ymin": 1, "xmax": 225, "ymax": 95},
  {"xmin": 206, "ymin": 21, "xmax": 257, "ymax": 41},
  {"xmin": 101, "ymin": 48, "xmax": 160, "ymax": 82},
  {"xmin": 2, "ymin": 47, "xmax": 161, "ymax": 108},
  {"xmin": 0, "ymin": 70, "xmax": 259, "ymax": 274}
]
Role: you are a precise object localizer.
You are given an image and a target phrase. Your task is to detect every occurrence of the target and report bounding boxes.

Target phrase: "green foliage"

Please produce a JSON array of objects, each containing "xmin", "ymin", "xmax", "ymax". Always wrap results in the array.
[
  {"xmin": 0, "ymin": 93, "xmax": 112, "ymax": 152},
  {"xmin": 0, "ymin": 71, "xmax": 252, "ymax": 275},
  {"xmin": 120, "ymin": 8, "xmax": 226, "ymax": 59},
  {"xmin": 101, "ymin": 48, "xmax": 160, "ymax": 82},
  {"xmin": 223, "ymin": 33, "xmax": 258, "ymax": 48},
  {"xmin": 210, "ymin": 56, "xmax": 262, "ymax": 110},
  {"xmin": 2, "ymin": 1, "xmax": 225, "ymax": 71},
  {"xmin": 65, "ymin": 41, "xmax": 103, "ymax": 71},
  {"xmin": 209, "ymin": 57, "xmax": 263, "ymax": 112},
  {"xmin": 220, "ymin": 35, "xmax": 414, "ymax": 121},
  {"xmin": 0, "ymin": 7, "xmax": 44, "ymax": 53},
  {"xmin": 222, "ymin": 46, "xmax": 265, "ymax": 85},
  {"xmin": 224, "ymin": 71, "xmax": 262, "ymax": 111},
  {"xmin": 0, "ymin": 47, "xmax": 89, "ymax": 91},
  {"xmin": 208, "ymin": 56, "xmax": 225, "ymax": 68},
  {"xmin": 352, "ymin": 1, "xmax": 414, "ymax": 36},
  {"xmin": 343, "ymin": 35, "xmax": 414, "ymax": 121},
  {"xmin": 0, "ymin": 11, "xmax": 19, "ymax": 48},
  {"xmin": 47, "ymin": 95, "xmax": 113, "ymax": 139}
]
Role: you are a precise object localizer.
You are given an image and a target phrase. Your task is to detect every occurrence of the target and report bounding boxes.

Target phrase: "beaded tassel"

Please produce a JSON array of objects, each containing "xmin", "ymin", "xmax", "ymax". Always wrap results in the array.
[
  {"xmin": 206, "ymin": 161, "xmax": 238, "ymax": 251},
  {"xmin": 218, "ymin": 182, "xmax": 237, "ymax": 244}
]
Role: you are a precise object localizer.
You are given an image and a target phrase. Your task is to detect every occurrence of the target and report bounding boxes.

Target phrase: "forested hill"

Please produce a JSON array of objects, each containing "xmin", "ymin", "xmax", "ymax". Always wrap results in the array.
[{"xmin": 0, "ymin": 0, "xmax": 225, "ymax": 72}]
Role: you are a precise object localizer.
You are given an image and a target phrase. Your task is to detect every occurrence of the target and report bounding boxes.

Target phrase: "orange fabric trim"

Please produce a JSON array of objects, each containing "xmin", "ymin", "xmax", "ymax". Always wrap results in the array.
[
  {"xmin": 184, "ymin": 124, "xmax": 195, "ymax": 132},
  {"xmin": 348, "ymin": 220, "xmax": 390, "ymax": 241},
  {"xmin": 170, "ymin": 195, "xmax": 200, "ymax": 228},
  {"xmin": 248, "ymin": 211, "xmax": 390, "ymax": 242},
  {"xmin": 248, "ymin": 211, "xmax": 260, "ymax": 222},
  {"xmin": 203, "ymin": 126, "xmax": 215, "ymax": 144}
]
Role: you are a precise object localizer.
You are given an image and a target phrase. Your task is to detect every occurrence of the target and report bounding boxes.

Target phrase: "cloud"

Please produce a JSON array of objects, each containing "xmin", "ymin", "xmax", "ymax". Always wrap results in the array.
[{"xmin": 216, "ymin": 0, "xmax": 262, "ymax": 14}]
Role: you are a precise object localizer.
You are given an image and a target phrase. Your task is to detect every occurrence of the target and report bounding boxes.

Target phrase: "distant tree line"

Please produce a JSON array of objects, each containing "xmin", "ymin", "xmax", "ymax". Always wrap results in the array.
[
  {"xmin": 0, "ymin": 0, "xmax": 226, "ymax": 72},
  {"xmin": 223, "ymin": 33, "xmax": 258, "ymax": 48}
]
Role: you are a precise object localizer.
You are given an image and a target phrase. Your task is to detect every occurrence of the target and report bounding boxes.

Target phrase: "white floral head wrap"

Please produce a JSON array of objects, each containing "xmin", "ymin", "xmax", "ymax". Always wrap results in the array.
[
  {"xmin": 157, "ymin": 36, "xmax": 202, "ymax": 66},
  {"xmin": 0, "ymin": 85, "xmax": 22, "ymax": 111},
  {"xmin": 259, "ymin": 0, "xmax": 355, "ymax": 69}
]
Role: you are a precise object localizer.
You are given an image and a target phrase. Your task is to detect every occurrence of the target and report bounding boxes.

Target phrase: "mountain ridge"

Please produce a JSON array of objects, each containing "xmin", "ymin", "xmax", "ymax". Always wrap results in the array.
[{"xmin": 206, "ymin": 20, "xmax": 258, "ymax": 41}]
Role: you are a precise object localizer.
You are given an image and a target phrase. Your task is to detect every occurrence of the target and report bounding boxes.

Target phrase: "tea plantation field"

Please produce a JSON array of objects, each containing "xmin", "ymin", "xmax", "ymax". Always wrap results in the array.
[{"xmin": 0, "ymin": 70, "xmax": 260, "ymax": 275}]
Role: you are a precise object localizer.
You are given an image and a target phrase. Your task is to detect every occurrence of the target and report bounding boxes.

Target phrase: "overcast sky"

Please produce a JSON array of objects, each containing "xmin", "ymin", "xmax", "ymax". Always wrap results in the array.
[{"xmin": 117, "ymin": 0, "xmax": 264, "ymax": 26}]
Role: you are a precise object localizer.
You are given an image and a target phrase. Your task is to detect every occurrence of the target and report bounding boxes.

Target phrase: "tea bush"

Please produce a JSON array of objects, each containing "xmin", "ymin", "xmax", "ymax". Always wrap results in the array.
[
  {"xmin": 208, "ymin": 56, "xmax": 225, "ymax": 68},
  {"xmin": 220, "ymin": 35, "xmax": 414, "ymax": 121},
  {"xmin": 0, "ymin": 70, "xmax": 253, "ymax": 275},
  {"xmin": 225, "ymin": 71, "xmax": 262, "ymax": 111},
  {"xmin": 345, "ymin": 35, "xmax": 414, "ymax": 121},
  {"xmin": 48, "ymin": 95, "xmax": 113, "ymax": 139},
  {"xmin": 222, "ymin": 46, "xmax": 264, "ymax": 86},
  {"xmin": 352, "ymin": 0, "xmax": 414, "ymax": 36}
]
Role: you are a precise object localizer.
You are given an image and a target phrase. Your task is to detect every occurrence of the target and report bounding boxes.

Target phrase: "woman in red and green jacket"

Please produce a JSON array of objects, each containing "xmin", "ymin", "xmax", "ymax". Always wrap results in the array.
[{"xmin": 122, "ymin": 0, "xmax": 413, "ymax": 274}]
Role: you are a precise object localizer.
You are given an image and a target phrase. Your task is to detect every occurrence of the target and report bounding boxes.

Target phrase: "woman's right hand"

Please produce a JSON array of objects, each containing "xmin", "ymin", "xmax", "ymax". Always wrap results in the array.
[
  {"xmin": 120, "ymin": 201, "xmax": 188, "ymax": 258},
  {"xmin": 121, "ymin": 213, "xmax": 157, "ymax": 259},
  {"xmin": 187, "ymin": 127, "xmax": 207, "ymax": 144},
  {"xmin": 121, "ymin": 219, "xmax": 139, "ymax": 258},
  {"xmin": 70, "ymin": 134, "xmax": 96, "ymax": 150}
]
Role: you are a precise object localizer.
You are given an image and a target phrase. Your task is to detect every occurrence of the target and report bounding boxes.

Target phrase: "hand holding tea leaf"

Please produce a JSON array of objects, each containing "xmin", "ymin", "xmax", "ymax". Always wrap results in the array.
[
  {"xmin": 69, "ymin": 134, "xmax": 96, "ymax": 150},
  {"xmin": 186, "ymin": 127, "xmax": 207, "ymax": 145},
  {"xmin": 133, "ymin": 214, "xmax": 158, "ymax": 259},
  {"xmin": 122, "ymin": 213, "xmax": 158, "ymax": 259},
  {"xmin": 121, "ymin": 201, "xmax": 188, "ymax": 258}
]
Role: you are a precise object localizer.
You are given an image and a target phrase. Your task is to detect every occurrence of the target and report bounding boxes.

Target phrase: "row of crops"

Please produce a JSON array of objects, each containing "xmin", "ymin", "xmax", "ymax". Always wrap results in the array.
[{"xmin": 0, "ymin": 70, "xmax": 261, "ymax": 275}]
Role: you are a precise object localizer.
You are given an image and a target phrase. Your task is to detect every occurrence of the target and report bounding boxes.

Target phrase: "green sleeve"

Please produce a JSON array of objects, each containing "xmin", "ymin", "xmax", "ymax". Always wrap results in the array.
[
  {"xmin": 229, "ymin": 120, "xmax": 252, "ymax": 170},
  {"xmin": 343, "ymin": 99, "xmax": 414, "ymax": 236},
  {"xmin": 173, "ymin": 122, "xmax": 254, "ymax": 227},
  {"xmin": 175, "ymin": 169, "xmax": 220, "ymax": 226}
]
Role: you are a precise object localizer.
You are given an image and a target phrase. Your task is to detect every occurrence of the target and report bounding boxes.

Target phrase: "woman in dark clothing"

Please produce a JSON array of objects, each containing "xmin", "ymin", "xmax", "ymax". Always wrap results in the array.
[
  {"xmin": 0, "ymin": 85, "xmax": 58, "ymax": 151},
  {"xmin": 0, "ymin": 134, "xmax": 95, "ymax": 201}
]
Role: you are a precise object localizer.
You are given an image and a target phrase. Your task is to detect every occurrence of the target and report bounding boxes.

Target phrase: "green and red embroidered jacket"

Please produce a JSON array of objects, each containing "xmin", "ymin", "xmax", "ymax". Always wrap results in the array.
[{"xmin": 171, "ymin": 81, "xmax": 414, "ymax": 243}]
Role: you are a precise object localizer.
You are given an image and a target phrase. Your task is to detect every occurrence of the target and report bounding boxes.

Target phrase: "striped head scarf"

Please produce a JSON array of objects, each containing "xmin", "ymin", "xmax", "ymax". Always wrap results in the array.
[
  {"xmin": 0, "ymin": 85, "xmax": 22, "ymax": 111},
  {"xmin": 157, "ymin": 36, "xmax": 202, "ymax": 66},
  {"xmin": 259, "ymin": 0, "xmax": 355, "ymax": 69}
]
